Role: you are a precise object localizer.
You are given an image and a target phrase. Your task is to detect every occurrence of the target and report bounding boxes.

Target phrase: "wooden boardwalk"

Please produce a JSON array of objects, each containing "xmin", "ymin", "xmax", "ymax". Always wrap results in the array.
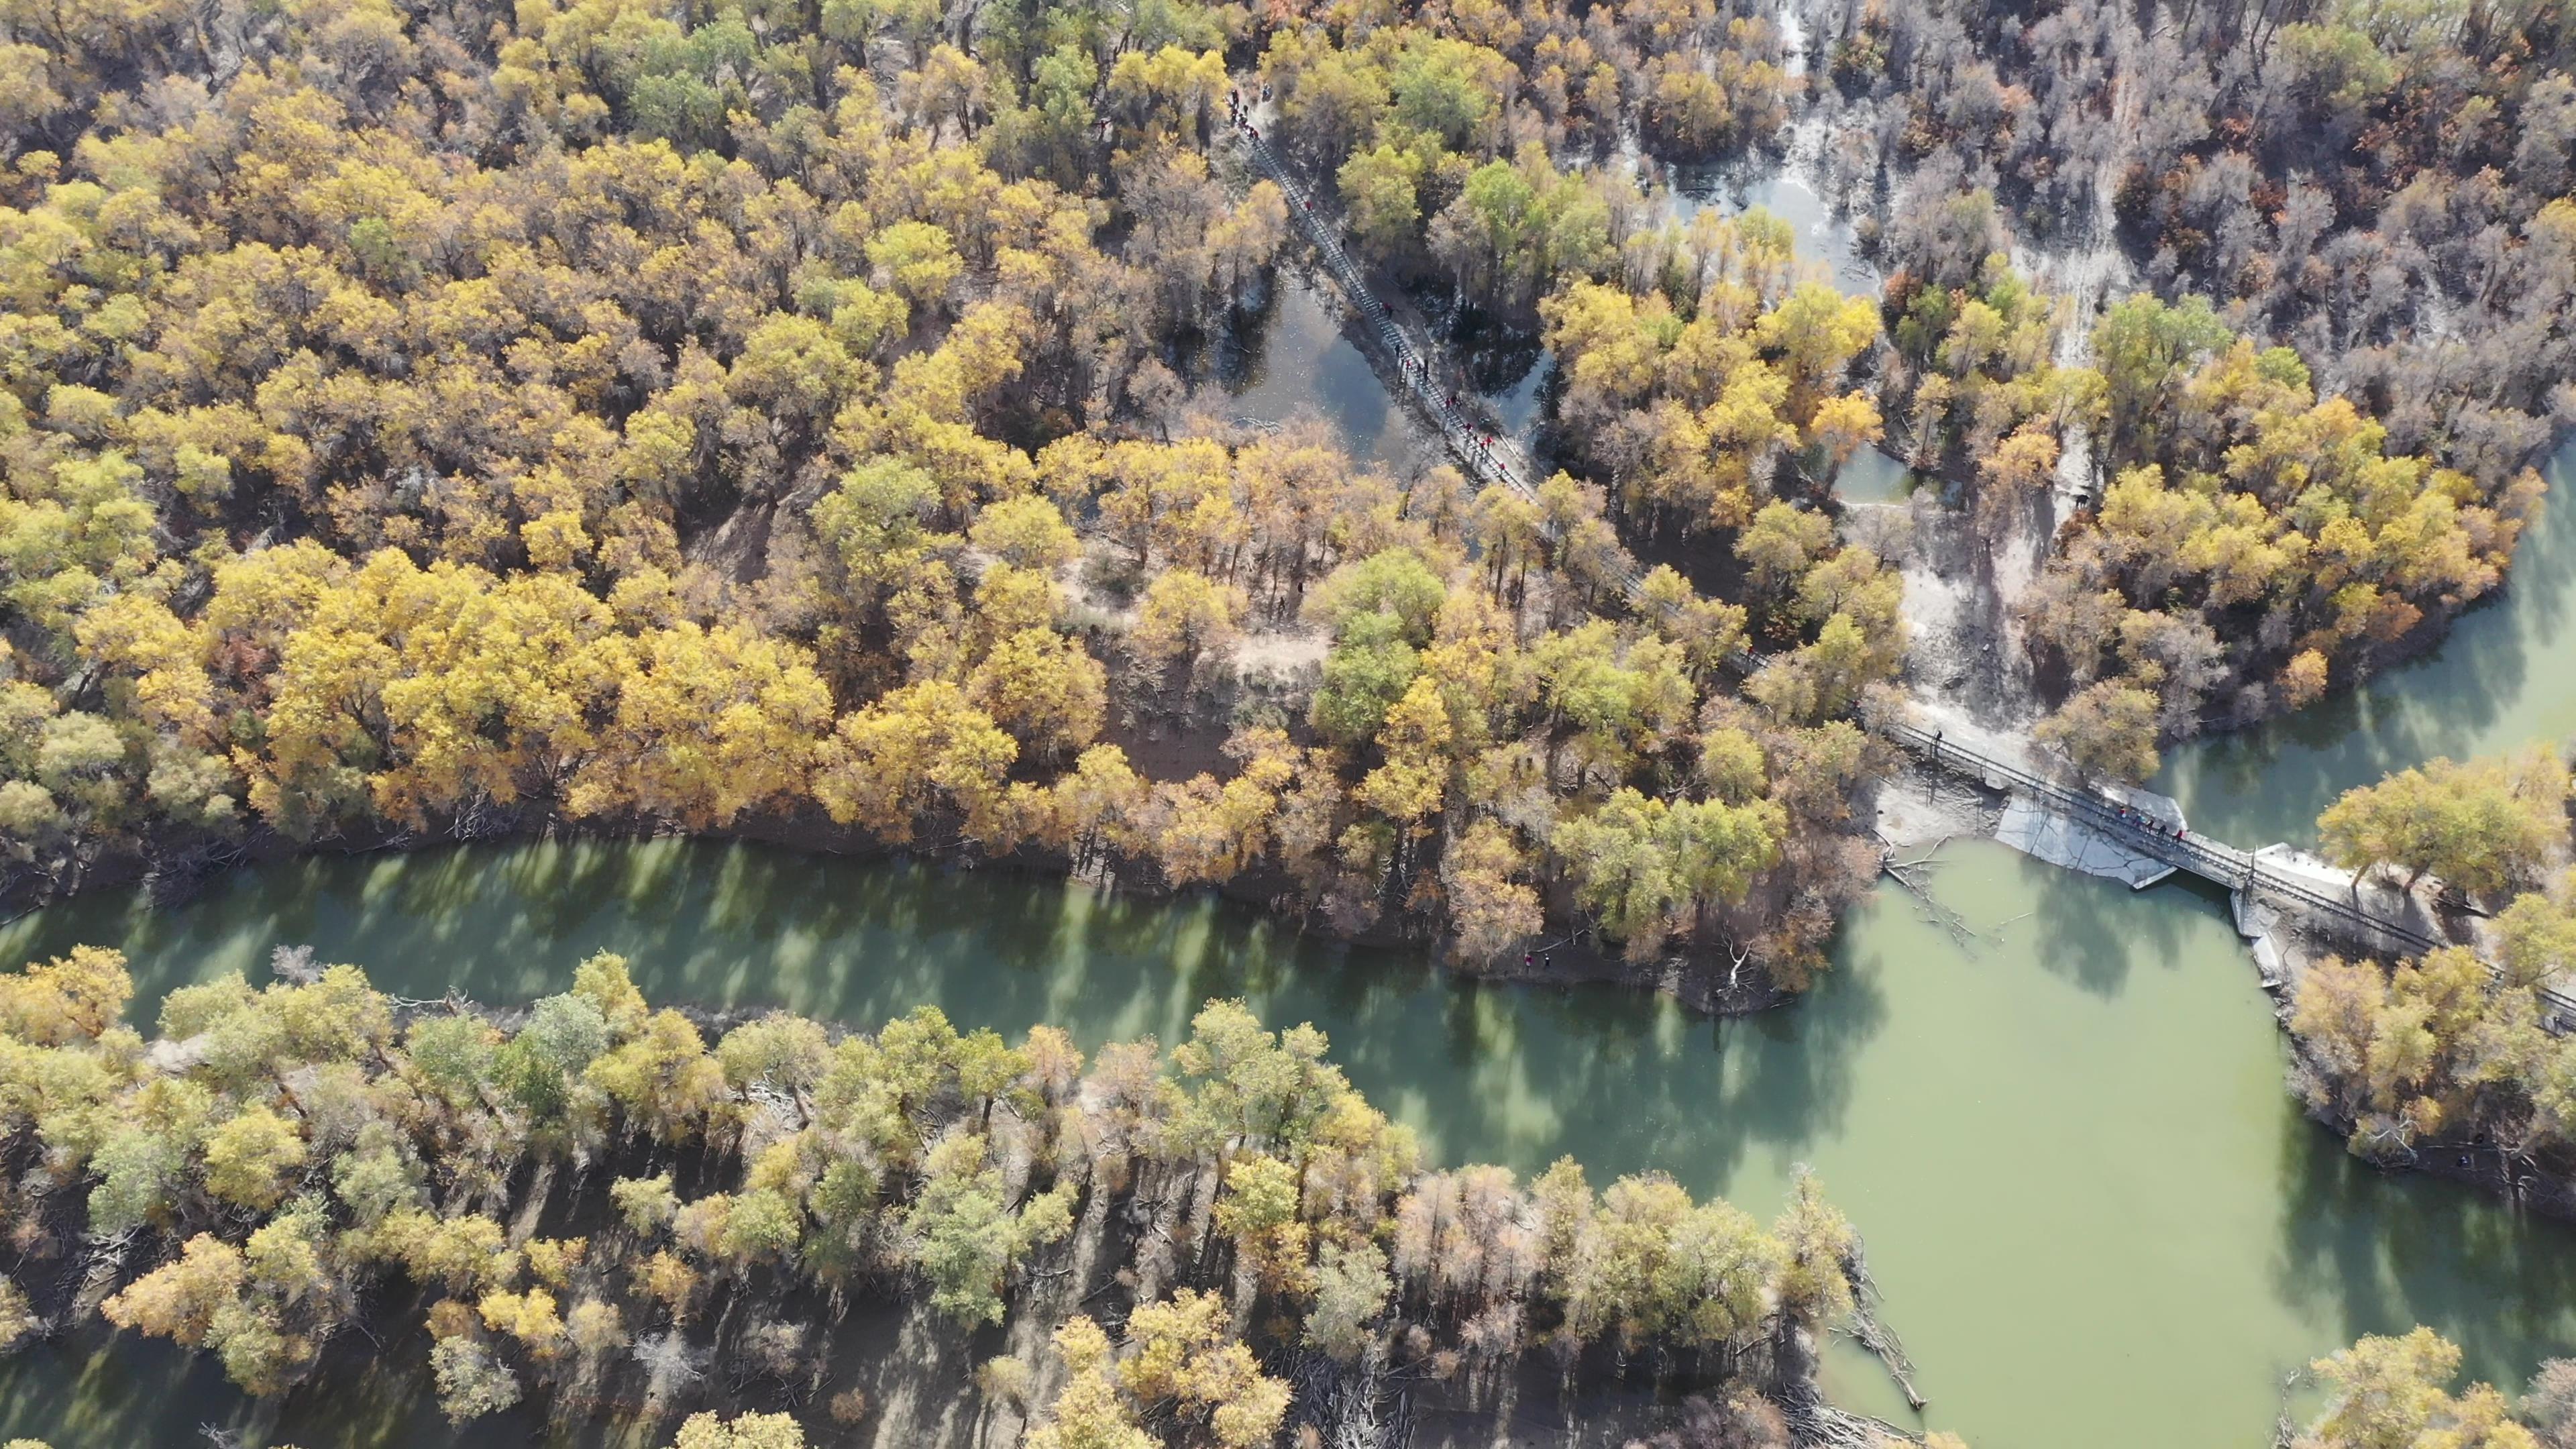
[
  {"xmin": 1879, "ymin": 723, "xmax": 2576, "ymax": 1025},
  {"xmin": 1239, "ymin": 127, "xmax": 1646, "ymax": 574}
]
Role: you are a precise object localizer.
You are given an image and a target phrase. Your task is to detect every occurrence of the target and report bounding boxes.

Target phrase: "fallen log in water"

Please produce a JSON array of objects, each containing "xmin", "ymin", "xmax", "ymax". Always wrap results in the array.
[
  {"xmin": 1839, "ymin": 1236, "xmax": 1927, "ymax": 1410},
  {"xmin": 1875, "ymin": 837, "xmax": 1977, "ymax": 951},
  {"xmin": 1774, "ymin": 1380, "xmax": 1919, "ymax": 1448}
]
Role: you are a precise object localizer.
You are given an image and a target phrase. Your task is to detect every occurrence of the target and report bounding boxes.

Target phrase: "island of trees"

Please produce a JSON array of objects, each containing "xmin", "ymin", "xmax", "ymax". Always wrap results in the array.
[{"xmin": 2284, "ymin": 739, "xmax": 2576, "ymax": 1188}]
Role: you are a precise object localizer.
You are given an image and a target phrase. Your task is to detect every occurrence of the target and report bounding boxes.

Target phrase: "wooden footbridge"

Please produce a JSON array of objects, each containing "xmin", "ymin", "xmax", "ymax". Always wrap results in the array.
[
  {"xmin": 1234, "ymin": 121, "xmax": 2573, "ymax": 1022},
  {"xmin": 1882, "ymin": 722, "xmax": 2576, "ymax": 1024}
]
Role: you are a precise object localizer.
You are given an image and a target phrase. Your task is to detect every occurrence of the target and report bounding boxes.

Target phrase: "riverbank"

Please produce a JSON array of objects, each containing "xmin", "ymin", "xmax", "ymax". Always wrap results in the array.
[
  {"xmin": 0, "ymin": 1297, "xmax": 1786, "ymax": 1449},
  {"xmin": 2280, "ymin": 1034, "xmax": 2576, "ymax": 1225},
  {"xmin": 3, "ymin": 804, "xmax": 1806, "ymax": 1019},
  {"xmin": 15, "ymin": 826, "xmax": 2576, "ymax": 1447},
  {"xmin": 1871, "ymin": 749, "xmax": 2576, "ymax": 1238}
]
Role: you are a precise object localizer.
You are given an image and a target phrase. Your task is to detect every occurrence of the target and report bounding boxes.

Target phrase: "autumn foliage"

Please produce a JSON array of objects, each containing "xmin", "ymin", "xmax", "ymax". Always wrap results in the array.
[{"xmin": 0, "ymin": 950, "xmax": 1854, "ymax": 1431}]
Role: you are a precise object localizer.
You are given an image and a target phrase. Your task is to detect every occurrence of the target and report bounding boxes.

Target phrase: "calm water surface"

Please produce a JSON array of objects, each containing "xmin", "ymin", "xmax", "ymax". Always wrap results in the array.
[
  {"xmin": 7, "ymin": 828, "xmax": 2576, "ymax": 1447},
  {"xmin": 1211, "ymin": 276, "xmax": 1417, "ymax": 464},
  {"xmin": 1666, "ymin": 167, "xmax": 1882, "ymax": 301}
]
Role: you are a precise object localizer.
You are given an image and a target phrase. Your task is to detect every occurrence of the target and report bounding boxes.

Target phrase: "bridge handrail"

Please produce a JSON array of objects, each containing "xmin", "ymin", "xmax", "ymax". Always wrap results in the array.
[
  {"xmin": 1882, "ymin": 727, "xmax": 2576, "ymax": 1018},
  {"xmin": 1882, "ymin": 723, "xmax": 2253, "ymax": 877},
  {"xmin": 1243, "ymin": 133, "xmax": 1567, "ymax": 545},
  {"xmin": 1264, "ymin": 121, "xmax": 2352, "ymax": 916}
]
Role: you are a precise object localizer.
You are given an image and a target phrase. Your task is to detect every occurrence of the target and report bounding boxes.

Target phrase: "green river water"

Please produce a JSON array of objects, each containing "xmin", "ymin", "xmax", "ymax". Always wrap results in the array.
[
  {"xmin": 7, "ymin": 302, "xmax": 2576, "ymax": 1449},
  {"xmin": 7, "ymin": 819, "xmax": 2573, "ymax": 1447},
  {"xmin": 2158, "ymin": 450, "xmax": 2576, "ymax": 842}
]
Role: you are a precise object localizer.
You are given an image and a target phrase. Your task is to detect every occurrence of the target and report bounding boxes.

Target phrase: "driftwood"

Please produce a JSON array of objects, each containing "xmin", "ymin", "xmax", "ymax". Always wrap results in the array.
[
  {"xmin": 2272, "ymin": 1366, "xmax": 2307, "ymax": 1449},
  {"xmin": 1837, "ymin": 1236, "xmax": 1925, "ymax": 1410},
  {"xmin": 1875, "ymin": 837, "xmax": 1977, "ymax": 951},
  {"xmin": 1291, "ymin": 1346, "xmax": 1407, "ymax": 1449},
  {"xmin": 1773, "ymin": 1381, "xmax": 1918, "ymax": 1448},
  {"xmin": 73, "ymin": 1227, "xmax": 139, "ymax": 1318}
]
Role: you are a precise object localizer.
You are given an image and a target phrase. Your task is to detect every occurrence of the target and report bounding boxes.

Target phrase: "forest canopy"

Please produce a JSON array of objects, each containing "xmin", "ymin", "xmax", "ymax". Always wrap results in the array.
[
  {"xmin": 0, "ymin": 0, "xmax": 1909, "ymax": 992},
  {"xmin": 1809, "ymin": 0, "xmax": 2574, "ymax": 776}
]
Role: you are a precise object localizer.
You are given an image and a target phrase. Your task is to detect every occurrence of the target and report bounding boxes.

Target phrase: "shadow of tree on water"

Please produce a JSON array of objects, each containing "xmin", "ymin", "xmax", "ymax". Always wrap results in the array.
[
  {"xmin": 2021, "ymin": 849, "xmax": 2216, "ymax": 998},
  {"xmin": 24, "ymin": 828, "xmax": 2576, "ymax": 1444},
  {"xmin": 2268, "ymin": 1099, "xmax": 2576, "ymax": 1395},
  {"xmin": 2161, "ymin": 442, "xmax": 2576, "ymax": 845}
]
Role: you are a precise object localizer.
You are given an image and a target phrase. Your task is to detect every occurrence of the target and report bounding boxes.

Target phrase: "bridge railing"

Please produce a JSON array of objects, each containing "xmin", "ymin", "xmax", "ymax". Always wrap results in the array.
[
  {"xmin": 1881, "ymin": 723, "xmax": 2254, "ymax": 882},
  {"xmin": 1882, "ymin": 725, "xmax": 2576, "ymax": 1022}
]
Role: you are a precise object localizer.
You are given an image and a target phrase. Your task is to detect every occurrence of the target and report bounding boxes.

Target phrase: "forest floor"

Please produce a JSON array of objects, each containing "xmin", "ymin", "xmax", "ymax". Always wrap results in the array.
[{"xmin": 1856, "ymin": 479, "xmax": 2057, "ymax": 758}]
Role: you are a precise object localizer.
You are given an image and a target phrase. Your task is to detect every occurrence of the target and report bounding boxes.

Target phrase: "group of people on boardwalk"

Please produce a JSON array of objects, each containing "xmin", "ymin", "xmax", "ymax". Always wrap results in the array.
[{"xmin": 2110, "ymin": 801, "xmax": 2188, "ymax": 843}]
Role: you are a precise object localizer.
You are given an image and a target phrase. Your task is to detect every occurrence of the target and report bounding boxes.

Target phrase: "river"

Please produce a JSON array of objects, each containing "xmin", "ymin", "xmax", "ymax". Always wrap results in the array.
[
  {"xmin": 9, "ymin": 183, "xmax": 2576, "ymax": 1449},
  {"xmin": 10, "ymin": 802, "xmax": 2576, "ymax": 1446}
]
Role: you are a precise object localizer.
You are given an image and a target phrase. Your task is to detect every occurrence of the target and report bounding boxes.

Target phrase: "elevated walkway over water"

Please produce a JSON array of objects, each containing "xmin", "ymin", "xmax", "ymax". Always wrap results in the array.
[{"xmin": 1880, "ymin": 723, "xmax": 2576, "ymax": 1025}]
